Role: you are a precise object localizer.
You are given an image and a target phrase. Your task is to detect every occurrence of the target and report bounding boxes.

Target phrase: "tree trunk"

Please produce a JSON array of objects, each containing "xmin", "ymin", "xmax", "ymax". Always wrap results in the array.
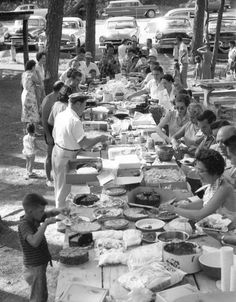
[
  {"xmin": 85, "ymin": 0, "xmax": 96, "ymax": 60},
  {"xmin": 191, "ymin": 0, "xmax": 205, "ymax": 61},
  {"xmin": 211, "ymin": 0, "xmax": 225, "ymax": 78},
  {"xmin": 44, "ymin": 0, "xmax": 64, "ymax": 95}
]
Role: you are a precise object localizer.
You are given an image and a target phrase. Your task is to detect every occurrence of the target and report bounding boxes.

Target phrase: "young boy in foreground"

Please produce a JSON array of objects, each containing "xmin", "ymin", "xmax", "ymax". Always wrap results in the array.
[{"xmin": 18, "ymin": 193, "xmax": 67, "ymax": 302}]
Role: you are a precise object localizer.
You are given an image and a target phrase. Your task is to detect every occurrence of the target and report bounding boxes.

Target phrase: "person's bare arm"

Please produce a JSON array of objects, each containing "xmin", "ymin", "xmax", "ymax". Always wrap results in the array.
[
  {"xmin": 127, "ymin": 89, "xmax": 147, "ymax": 101},
  {"xmin": 26, "ymin": 217, "xmax": 57, "ymax": 248},
  {"xmin": 164, "ymin": 184, "xmax": 228, "ymax": 222},
  {"xmin": 79, "ymin": 134, "xmax": 108, "ymax": 150}
]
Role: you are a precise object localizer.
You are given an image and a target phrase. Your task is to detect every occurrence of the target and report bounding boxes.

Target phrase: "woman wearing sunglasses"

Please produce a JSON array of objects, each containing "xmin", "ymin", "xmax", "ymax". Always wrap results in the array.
[
  {"xmin": 162, "ymin": 149, "xmax": 236, "ymax": 222},
  {"xmin": 155, "ymin": 94, "xmax": 190, "ymax": 144}
]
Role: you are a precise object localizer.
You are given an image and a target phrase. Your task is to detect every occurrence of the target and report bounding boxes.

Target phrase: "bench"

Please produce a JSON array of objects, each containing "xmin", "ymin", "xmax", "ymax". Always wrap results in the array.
[{"xmin": 193, "ymin": 88, "xmax": 236, "ymax": 108}]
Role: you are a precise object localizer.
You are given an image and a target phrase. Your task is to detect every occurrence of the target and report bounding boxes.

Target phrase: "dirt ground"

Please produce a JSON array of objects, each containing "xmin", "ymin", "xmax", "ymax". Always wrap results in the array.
[{"xmin": 0, "ymin": 69, "xmax": 65, "ymax": 301}]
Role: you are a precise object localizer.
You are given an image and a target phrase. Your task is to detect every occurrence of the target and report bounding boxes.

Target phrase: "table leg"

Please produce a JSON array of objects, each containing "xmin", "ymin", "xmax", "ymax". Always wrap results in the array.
[{"xmin": 203, "ymin": 88, "xmax": 214, "ymax": 108}]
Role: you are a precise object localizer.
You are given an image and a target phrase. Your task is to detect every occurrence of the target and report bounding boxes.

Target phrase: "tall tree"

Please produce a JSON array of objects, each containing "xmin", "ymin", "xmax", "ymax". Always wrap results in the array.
[
  {"xmin": 85, "ymin": 0, "xmax": 96, "ymax": 59},
  {"xmin": 211, "ymin": 0, "xmax": 225, "ymax": 78},
  {"xmin": 191, "ymin": 0, "xmax": 205, "ymax": 61},
  {"xmin": 44, "ymin": 0, "xmax": 64, "ymax": 94}
]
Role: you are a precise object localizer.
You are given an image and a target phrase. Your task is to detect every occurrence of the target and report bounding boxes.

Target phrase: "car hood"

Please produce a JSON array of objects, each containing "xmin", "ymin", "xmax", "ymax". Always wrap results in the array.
[
  {"xmin": 103, "ymin": 28, "xmax": 137, "ymax": 39},
  {"xmin": 157, "ymin": 28, "xmax": 192, "ymax": 35},
  {"xmin": 61, "ymin": 28, "xmax": 80, "ymax": 37},
  {"xmin": 7, "ymin": 26, "xmax": 43, "ymax": 36}
]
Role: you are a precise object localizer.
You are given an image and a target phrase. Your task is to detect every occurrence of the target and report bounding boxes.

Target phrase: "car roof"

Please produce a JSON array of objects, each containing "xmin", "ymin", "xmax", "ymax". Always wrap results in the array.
[
  {"xmin": 110, "ymin": 0, "xmax": 139, "ymax": 3},
  {"xmin": 28, "ymin": 15, "xmax": 46, "ymax": 20},
  {"xmin": 209, "ymin": 15, "xmax": 236, "ymax": 21},
  {"xmin": 63, "ymin": 17, "xmax": 83, "ymax": 22},
  {"xmin": 165, "ymin": 7, "xmax": 195, "ymax": 15},
  {"xmin": 107, "ymin": 16, "xmax": 136, "ymax": 21}
]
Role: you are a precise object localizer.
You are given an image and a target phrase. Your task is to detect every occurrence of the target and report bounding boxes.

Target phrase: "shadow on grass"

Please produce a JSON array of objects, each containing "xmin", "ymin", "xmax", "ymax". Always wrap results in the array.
[
  {"xmin": 0, "ymin": 153, "xmax": 44, "ymax": 170},
  {"xmin": 0, "ymin": 220, "xmax": 62, "ymax": 260},
  {"xmin": 0, "ymin": 289, "xmax": 27, "ymax": 302}
]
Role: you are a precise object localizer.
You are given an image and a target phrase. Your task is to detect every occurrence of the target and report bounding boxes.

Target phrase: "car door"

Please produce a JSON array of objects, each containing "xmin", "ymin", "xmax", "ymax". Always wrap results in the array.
[{"xmin": 130, "ymin": 1, "xmax": 140, "ymax": 18}]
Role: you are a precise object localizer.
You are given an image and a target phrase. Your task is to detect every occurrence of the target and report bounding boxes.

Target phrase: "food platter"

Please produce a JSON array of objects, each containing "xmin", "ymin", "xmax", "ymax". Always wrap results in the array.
[
  {"xmin": 196, "ymin": 214, "xmax": 232, "ymax": 233},
  {"xmin": 123, "ymin": 208, "xmax": 150, "ymax": 221},
  {"xmin": 73, "ymin": 194, "xmax": 99, "ymax": 206},
  {"xmin": 135, "ymin": 218, "xmax": 165, "ymax": 232},
  {"xmin": 93, "ymin": 207, "xmax": 123, "ymax": 220},
  {"xmin": 157, "ymin": 211, "xmax": 178, "ymax": 222},
  {"xmin": 103, "ymin": 219, "xmax": 129, "ymax": 230},
  {"xmin": 70, "ymin": 221, "xmax": 101, "ymax": 234},
  {"xmin": 105, "ymin": 186, "xmax": 127, "ymax": 197}
]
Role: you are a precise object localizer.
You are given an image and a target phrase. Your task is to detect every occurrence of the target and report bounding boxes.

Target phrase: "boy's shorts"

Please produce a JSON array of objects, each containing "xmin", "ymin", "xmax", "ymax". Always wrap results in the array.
[{"xmin": 23, "ymin": 264, "xmax": 48, "ymax": 302}]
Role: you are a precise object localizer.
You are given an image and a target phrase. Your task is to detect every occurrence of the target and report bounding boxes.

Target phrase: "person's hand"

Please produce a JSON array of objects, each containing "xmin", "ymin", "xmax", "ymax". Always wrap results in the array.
[
  {"xmin": 59, "ymin": 207, "xmax": 71, "ymax": 216},
  {"xmin": 171, "ymin": 140, "xmax": 179, "ymax": 150},
  {"xmin": 49, "ymin": 208, "xmax": 61, "ymax": 216},
  {"xmin": 44, "ymin": 217, "xmax": 58, "ymax": 226},
  {"xmin": 100, "ymin": 134, "xmax": 111, "ymax": 143}
]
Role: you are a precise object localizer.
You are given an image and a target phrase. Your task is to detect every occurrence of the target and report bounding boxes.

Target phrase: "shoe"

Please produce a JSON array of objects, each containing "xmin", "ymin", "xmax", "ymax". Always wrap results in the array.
[{"xmin": 46, "ymin": 180, "xmax": 54, "ymax": 187}]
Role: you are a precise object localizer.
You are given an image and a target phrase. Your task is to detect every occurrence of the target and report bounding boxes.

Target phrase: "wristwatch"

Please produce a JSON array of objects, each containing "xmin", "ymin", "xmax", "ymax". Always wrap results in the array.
[{"xmin": 220, "ymin": 234, "xmax": 226, "ymax": 245}]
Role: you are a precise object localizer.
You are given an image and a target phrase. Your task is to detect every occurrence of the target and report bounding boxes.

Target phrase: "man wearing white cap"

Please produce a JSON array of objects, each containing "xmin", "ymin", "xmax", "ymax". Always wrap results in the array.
[
  {"xmin": 84, "ymin": 51, "xmax": 100, "ymax": 77},
  {"xmin": 52, "ymin": 93, "xmax": 108, "ymax": 229}
]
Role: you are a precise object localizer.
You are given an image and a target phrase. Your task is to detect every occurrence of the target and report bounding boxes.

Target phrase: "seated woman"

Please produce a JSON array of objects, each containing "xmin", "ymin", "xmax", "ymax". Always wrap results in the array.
[
  {"xmin": 171, "ymin": 102, "xmax": 204, "ymax": 153},
  {"xmin": 156, "ymin": 94, "xmax": 190, "ymax": 144},
  {"xmin": 162, "ymin": 149, "xmax": 236, "ymax": 222}
]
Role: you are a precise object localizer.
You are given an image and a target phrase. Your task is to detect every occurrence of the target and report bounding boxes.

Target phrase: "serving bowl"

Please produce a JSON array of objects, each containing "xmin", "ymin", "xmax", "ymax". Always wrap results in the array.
[
  {"xmin": 163, "ymin": 241, "xmax": 202, "ymax": 274},
  {"xmin": 157, "ymin": 231, "xmax": 189, "ymax": 243},
  {"xmin": 198, "ymin": 251, "xmax": 221, "ymax": 280},
  {"xmin": 157, "ymin": 145, "xmax": 174, "ymax": 162}
]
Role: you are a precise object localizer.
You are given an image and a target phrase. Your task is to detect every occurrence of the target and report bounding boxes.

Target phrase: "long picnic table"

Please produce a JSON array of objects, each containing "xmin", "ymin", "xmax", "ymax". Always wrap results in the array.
[{"xmin": 55, "ymin": 201, "xmax": 224, "ymax": 301}]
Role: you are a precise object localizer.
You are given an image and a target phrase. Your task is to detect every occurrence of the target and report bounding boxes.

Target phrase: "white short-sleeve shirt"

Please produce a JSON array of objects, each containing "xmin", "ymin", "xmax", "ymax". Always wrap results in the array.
[
  {"xmin": 53, "ymin": 107, "xmax": 85, "ymax": 150},
  {"xmin": 84, "ymin": 62, "xmax": 100, "ymax": 77},
  {"xmin": 179, "ymin": 42, "xmax": 188, "ymax": 64},
  {"xmin": 144, "ymin": 79, "xmax": 163, "ymax": 100}
]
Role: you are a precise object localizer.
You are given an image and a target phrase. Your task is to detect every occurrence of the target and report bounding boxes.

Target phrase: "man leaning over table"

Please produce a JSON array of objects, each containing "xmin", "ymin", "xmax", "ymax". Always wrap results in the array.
[
  {"xmin": 52, "ymin": 93, "xmax": 108, "ymax": 231},
  {"xmin": 127, "ymin": 66, "xmax": 164, "ymax": 101}
]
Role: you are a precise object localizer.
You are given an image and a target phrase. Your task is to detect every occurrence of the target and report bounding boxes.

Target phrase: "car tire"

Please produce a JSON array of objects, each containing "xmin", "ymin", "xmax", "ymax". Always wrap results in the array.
[{"xmin": 146, "ymin": 10, "xmax": 155, "ymax": 18}]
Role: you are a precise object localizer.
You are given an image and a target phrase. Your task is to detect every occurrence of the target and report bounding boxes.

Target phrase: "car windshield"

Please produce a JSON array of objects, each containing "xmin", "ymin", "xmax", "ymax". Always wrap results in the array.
[
  {"xmin": 62, "ymin": 21, "xmax": 78, "ymax": 29},
  {"xmin": 165, "ymin": 19, "xmax": 190, "ymax": 29},
  {"xmin": 15, "ymin": 19, "xmax": 40, "ymax": 27},
  {"xmin": 107, "ymin": 20, "xmax": 135, "ymax": 29},
  {"xmin": 209, "ymin": 19, "xmax": 236, "ymax": 31}
]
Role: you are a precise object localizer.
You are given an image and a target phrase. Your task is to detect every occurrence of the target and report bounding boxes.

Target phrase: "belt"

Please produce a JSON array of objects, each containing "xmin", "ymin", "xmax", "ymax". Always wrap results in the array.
[{"xmin": 55, "ymin": 143, "xmax": 79, "ymax": 152}]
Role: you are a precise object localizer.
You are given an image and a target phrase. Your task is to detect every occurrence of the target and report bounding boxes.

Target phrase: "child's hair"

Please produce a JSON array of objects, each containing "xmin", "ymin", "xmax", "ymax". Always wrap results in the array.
[
  {"xmin": 174, "ymin": 62, "xmax": 180, "ymax": 71},
  {"xmin": 195, "ymin": 55, "xmax": 202, "ymax": 63},
  {"xmin": 23, "ymin": 193, "xmax": 48, "ymax": 211},
  {"xmin": 26, "ymin": 123, "xmax": 35, "ymax": 134}
]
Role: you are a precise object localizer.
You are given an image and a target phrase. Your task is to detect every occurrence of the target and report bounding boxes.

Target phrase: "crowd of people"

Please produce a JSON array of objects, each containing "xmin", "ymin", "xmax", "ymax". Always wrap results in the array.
[{"xmin": 17, "ymin": 36, "xmax": 236, "ymax": 302}]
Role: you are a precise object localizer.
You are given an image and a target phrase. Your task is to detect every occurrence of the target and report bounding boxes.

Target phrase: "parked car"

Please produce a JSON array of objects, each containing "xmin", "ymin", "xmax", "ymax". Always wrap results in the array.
[
  {"xmin": 102, "ymin": 0, "xmax": 160, "ymax": 18},
  {"xmin": 145, "ymin": 17, "xmax": 192, "ymax": 51},
  {"xmin": 99, "ymin": 16, "xmax": 140, "ymax": 47},
  {"xmin": 207, "ymin": 16, "xmax": 236, "ymax": 54},
  {"xmin": 14, "ymin": 4, "xmax": 48, "ymax": 18},
  {"xmin": 38, "ymin": 17, "xmax": 85, "ymax": 52},
  {"xmin": 180, "ymin": 0, "xmax": 231, "ymax": 12},
  {"xmin": 4, "ymin": 15, "xmax": 46, "ymax": 49},
  {"xmin": 165, "ymin": 8, "xmax": 196, "ymax": 22},
  {"xmin": 0, "ymin": 22, "xmax": 8, "ymax": 44}
]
